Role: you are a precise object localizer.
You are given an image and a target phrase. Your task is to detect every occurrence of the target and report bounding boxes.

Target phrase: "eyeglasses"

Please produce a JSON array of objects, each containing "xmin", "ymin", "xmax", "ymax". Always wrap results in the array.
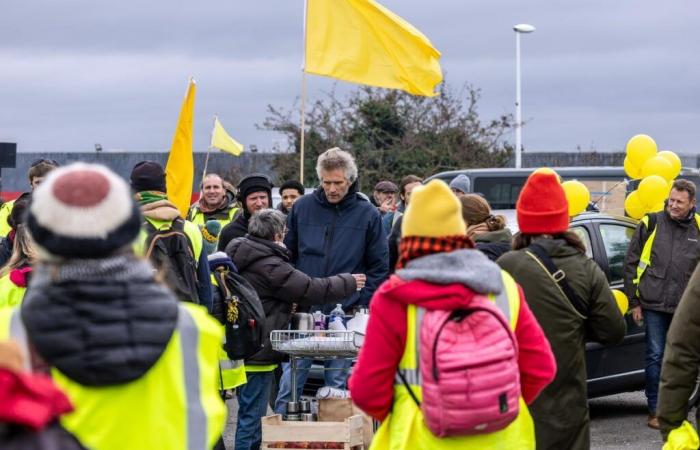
[{"xmin": 30, "ymin": 158, "xmax": 59, "ymax": 168}]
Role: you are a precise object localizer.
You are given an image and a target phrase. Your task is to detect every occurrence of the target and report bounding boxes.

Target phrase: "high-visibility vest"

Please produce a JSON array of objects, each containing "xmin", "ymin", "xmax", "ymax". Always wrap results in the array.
[
  {"xmin": 0, "ymin": 272, "xmax": 26, "ymax": 309},
  {"xmin": 0, "ymin": 303, "xmax": 227, "ymax": 450},
  {"xmin": 211, "ymin": 274, "xmax": 247, "ymax": 390},
  {"xmin": 371, "ymin": 271, "xmax": 536, "ymax": 450},
  {"xmin": 187, "ymin": 204, "xmax": 239, "ymax": 229},
  {"xmin": 0, "ymin": 200, "xmax": 15, "ymax": 237},
  {"xmin": 633, "ymin": 213, "xmax": 700, "ymax": 291}
]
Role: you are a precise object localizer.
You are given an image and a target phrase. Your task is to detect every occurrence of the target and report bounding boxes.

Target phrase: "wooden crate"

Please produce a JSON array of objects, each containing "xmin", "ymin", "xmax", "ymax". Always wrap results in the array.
[{"xmin": 261, "ymin": 414, "xmax": 365, "ymax": 450}]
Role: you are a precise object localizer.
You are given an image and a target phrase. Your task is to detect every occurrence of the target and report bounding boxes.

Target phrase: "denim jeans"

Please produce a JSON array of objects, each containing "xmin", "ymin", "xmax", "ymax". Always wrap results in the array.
[
  {"xmin": 235, "ymin": 371, "xmax": 274, "ymax": 450},
  {"xmin": 643, "ymin": 309, "xmax": 674, "ymax": 414},
  {"xmin": 273, "ymin": 358, "xmax": 351, "ymax": 415}
]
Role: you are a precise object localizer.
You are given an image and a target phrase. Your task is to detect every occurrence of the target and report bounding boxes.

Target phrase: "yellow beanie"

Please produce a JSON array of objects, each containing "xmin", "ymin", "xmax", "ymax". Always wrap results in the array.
[{"xmin": 401, "ymin": 180, "xmax": 466, "ymax": 238}]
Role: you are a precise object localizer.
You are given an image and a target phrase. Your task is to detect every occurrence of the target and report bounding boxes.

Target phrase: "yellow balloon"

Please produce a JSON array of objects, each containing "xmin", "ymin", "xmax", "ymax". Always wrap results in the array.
[
  {"xmin": 626, "ymin": 134, "xmax": 657, "ymax": 168},
  {"xmin": 647, "ymin": 201, "xmax": 665, "ymax": 213},
  {"xmin": 638, "ymin": 175, "xmax": 668, "ymax": 208},
  {"xmin": 658, "ymin": 150, "xmax": 682, "ymax": 179},
  {"xmin": 624, "ymin": 191, "xmax": 646, "ymax": 219},
  {"xmin": 611, "ymin": 289, "xmax": 629, "ymax": 315},
  {"xmin": 561, "ymin": 180, "xmax": 590, "ymax": 217},
  {"xmin": 641, "ymin": 155, "xmax": 675, "ymax": 181},
  {"xmin": 624, "ymin": 157, "xmax": 643, "ymax": 180},
  {"xmin": 533, "ymin": 167, "xmax": 561, "ymax": 182}
]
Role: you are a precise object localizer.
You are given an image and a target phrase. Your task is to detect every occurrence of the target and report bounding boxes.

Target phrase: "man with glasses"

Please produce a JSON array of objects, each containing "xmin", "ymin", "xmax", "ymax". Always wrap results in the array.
[{"xmin": 0, "ymin": 158, "xmax": 59, "ymax": 236}]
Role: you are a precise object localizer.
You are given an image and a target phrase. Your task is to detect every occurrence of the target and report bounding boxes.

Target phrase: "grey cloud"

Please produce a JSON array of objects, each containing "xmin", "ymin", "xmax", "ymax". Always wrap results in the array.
[{"xmin": 0, "ymin": 0, "xmax": 699, "ymax": 154}]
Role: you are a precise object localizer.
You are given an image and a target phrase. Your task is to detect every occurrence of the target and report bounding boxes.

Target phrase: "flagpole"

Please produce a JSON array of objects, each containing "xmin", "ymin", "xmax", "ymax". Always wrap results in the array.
[
  {"xmin": 202, "ymin": 115, "xmax": 216, "ymax": 184},
  {"xmin": 299, "ymin": 0, "xmax": 309, "ymax": 184}
]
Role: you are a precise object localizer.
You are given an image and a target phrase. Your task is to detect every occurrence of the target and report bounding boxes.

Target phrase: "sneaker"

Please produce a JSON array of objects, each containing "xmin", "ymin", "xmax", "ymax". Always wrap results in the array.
[{"xmin": 647, "ymin": 415, "xmax": 660, "ymax": 429}]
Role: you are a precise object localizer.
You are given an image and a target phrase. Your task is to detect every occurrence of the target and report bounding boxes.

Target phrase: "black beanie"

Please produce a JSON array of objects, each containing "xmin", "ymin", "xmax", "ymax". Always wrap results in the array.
[
  {"xmin": 130, "ymin": 161, "xmax": 166, "ymax": 193},
  {"xmin": 237, "ymin": 174, "xmax": 273, "ymax": 203},
  {"xmin": 279, "ymin": 180, "xmax": 305, "ymax": 196}
]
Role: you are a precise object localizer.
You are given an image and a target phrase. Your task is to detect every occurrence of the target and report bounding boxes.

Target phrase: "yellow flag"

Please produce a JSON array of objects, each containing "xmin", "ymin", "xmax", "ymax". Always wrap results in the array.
[
  {"xmin": 211, "ymin": 117, "xmax": 243, "ymax": 156},
  {"xmin": 305, "ymin": 0, "xmax": 442, "ymax": 97},
  {"xmin": 165, "ymin": 78, "xmax": 196, "ymax": 217}
]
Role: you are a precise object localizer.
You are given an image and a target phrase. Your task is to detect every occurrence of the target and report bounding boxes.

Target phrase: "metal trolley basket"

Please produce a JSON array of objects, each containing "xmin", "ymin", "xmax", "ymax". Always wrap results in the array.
[{"xmin": 271, "ymin": 330, "xmax": 364, "ymax": 403}]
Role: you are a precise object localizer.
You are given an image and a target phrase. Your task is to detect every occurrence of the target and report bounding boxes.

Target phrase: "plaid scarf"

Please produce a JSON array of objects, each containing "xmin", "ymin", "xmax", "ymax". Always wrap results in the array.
[{"xmin": 396, "ymin": 235, "xmax": 475, "ymax": 269}]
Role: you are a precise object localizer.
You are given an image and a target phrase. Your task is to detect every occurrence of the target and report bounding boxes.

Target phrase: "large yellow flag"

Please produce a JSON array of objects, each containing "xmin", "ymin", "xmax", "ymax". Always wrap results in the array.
[
  {"xmin": 305, "ymin": 0, "xmax": 442, "ymax": 97},
  {"xmin": 211, "ymin": 117, "xmax": 243, "ymax": 156},
  {"xmin": 165, "ymin": 78, "xmax": 196, "ymax": 217}
]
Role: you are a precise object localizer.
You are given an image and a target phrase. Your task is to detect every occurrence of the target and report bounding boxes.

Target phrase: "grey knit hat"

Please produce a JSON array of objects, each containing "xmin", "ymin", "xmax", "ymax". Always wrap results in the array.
[{"xmin": 449, "ymin": 174, "xmax": 470, "ymax": 194}]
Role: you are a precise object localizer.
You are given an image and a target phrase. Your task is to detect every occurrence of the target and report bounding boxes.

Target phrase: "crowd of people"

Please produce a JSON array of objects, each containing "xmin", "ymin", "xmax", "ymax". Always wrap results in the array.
[{"xmin": 0, "ymin": 148, "xmax": 699, "ymax": 449}]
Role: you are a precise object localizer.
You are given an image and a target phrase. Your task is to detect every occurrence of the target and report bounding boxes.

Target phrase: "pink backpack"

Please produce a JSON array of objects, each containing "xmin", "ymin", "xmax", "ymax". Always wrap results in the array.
[{"xmin": 399, "ymin": 295, "xmax": 521, "ymax": 437}]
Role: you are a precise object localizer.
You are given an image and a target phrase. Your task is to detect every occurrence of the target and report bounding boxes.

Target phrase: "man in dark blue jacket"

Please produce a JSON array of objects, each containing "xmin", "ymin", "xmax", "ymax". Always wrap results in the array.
[{"xmin": 274, "ymin": 147, "xmax": 389, "ymax": 414}]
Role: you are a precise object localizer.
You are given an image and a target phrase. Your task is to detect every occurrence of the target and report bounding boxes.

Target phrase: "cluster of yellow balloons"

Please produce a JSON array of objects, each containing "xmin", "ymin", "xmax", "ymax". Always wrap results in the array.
[
  {"xmin": 624, "ymin": 134, "xmax": 681, "ymax": 220},
  {"xmin": 533, "ymin": 167, "xmax": 590, "ymax": 217}
]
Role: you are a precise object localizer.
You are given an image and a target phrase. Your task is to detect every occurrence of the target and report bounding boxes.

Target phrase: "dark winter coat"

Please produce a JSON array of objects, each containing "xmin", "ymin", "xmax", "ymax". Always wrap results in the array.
[
  {"xmin": 284, "ymin": 181, "xmax": 389, "ymax": 311},
  {"xmin": 226, "ymin": 236, "xmax": 357, "ymax": 365},
  {"xmin": 217, "ymin": 212, "xmax": 249, "ymax": 252},
  {"xmin": 20, "ymin": 256, "xmax": 178, "ymax": 386},
  {"xmin": 623, "ymin": 209, "xmax": 700, "ymax": 313},
  {"xmin": 474, "ymin": 228, "xmax": 513, "ymax": 261},
  {"xmin": 658, "ymin": 263, "xmax": 700, "ymax": 439},
  {"xmin": 497, "ymin": 238, "xmax": 626, "ymax": 450},
  {"xmin": 388, "ymin": 215, "xmax": 403, "ymax": 273}
]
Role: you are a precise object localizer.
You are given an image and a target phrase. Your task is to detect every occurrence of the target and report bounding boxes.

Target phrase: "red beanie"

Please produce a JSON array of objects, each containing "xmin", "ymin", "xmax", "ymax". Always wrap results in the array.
[{"xmin": 516, "ymin": 172, "xmax": 569, "ymax": 234}]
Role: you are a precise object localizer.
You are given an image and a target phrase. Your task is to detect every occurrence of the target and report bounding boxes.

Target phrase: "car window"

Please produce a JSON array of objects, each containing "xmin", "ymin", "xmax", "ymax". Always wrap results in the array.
[
  {"xmin": 473, "ymin": 177, "xmax": 526, "ymax": 209},
  {"xmin": 570, "ymin": 226, "xmax": 593, "ymax": 259},
  {"xmin": 599, "ymin": 223, "xmax": 635, "ymax": 283}
]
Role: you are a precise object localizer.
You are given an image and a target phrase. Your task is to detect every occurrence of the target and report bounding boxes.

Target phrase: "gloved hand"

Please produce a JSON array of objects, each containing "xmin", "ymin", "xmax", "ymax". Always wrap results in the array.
[{"xmin": 663, "ymin": 421, "xmax": 700, "ymax": 450}]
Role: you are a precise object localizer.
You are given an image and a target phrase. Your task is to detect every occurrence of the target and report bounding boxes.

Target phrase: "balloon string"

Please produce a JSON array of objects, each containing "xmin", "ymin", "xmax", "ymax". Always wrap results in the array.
[{"xmin": 591, "ymin": 179, "xmax": 630, "ymax": 208}]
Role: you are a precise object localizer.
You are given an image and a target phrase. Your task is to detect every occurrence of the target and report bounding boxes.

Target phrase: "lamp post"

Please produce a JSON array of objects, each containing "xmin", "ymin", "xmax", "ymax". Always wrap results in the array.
[{"xmin": 513, "ymin": 23, "xmax": 535, "ymax": 169}]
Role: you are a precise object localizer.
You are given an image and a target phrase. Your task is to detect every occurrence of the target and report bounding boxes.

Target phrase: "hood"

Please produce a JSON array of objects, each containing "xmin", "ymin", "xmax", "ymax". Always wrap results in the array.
[
  {"xmin": 21, "ymin": 256, "xmax": 178, "ymax": 387},
  {"xmin": 532, "ymin": 237, "xmax": 580, "ymax": 258},
  {"xmin": 140, "ymin": 199, "xmax": 180, "ymax": 221},
  {"xmin": 312, "ymin": 180, "xmax": 363, "ymax": 210},
  {"xmin": 385, "ymin": 249, "xmax": 504, "ymax": 310},
  {"xmin": 474, "ymin": 228, "xmax": 513, "ymax": 244},
  {"xmin": 227, "ymin": 236, "xmax": 290, "ymax": 273}
]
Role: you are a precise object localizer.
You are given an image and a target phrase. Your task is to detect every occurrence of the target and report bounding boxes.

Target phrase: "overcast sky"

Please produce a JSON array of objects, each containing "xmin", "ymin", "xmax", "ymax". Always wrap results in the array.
[{"xmin": 1, "ymin": 1, "xmax": 698, "ymax": 154}]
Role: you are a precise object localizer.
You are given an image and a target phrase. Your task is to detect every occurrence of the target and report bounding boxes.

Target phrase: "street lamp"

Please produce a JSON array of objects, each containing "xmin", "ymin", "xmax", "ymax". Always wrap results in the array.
[{"xmin": 513, "ymin": 23, "xmax": 535, "ymax": 169}]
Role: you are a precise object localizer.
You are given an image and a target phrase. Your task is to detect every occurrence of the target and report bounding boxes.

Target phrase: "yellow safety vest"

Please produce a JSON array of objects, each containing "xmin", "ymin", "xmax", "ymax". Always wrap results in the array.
[
  {"xmin": 0, "ymin": 200, "xmax": 15, "ymax": 237},
  {"xmin": 0, "ymin": 302, "xmax": 227, "ymax": 450},
  {"xmin": 633, "ymin": 213, "xmax": 700, "ymax": 291},
  {"xmin": 0, "ymin": 273, "xmax": 26, "ymax": 309},
  {"xmin": 188, "ymin": 204, "xmax": 239, "ymax": 229},
  {"xmin": 134, "ymin": 217, "xmax": 203, "ymax": 262},
  {"xmin": 371, "ymin": 271, "xmax": 536, "ymax": 450},
  {"xmin": 211, "ymin": 273, "xmax": 247, "ymax": 390}
]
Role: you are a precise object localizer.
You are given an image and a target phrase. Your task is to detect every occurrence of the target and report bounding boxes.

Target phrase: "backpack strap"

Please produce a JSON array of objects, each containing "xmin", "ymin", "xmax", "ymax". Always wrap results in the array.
[
  {"xmin": 526, "ymin": 242, "xmax": 588, "ymax": 318},
  {"xmin": 396, "ymin": 370, "xmax": 422, "ymax": 408}
]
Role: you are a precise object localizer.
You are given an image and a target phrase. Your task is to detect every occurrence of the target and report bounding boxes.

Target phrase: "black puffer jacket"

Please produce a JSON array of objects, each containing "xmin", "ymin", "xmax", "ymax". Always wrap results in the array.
[
  {"xmin": 21, "ymin": 256, "xmax": 178, "ymax": 386},
  {"xmin": 226, "ymin": 236, "xmax": 356, "ymax": 365}
]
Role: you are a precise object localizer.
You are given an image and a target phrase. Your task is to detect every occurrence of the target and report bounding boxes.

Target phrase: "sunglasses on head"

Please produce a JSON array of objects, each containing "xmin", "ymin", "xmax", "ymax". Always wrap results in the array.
[{"xmin": 30, "ymin": 158, "xmax": 59, "ymax": 168}]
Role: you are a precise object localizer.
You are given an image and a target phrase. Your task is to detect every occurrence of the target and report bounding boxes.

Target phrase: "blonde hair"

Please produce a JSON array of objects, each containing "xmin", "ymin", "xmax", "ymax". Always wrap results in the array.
[
  {"xmin": 0, "ymin": 225, "xmax": 37, "ymax": 277},
  {"xmin": 460, "ymin": 194, "xmax": 506, "ymax": 231}
]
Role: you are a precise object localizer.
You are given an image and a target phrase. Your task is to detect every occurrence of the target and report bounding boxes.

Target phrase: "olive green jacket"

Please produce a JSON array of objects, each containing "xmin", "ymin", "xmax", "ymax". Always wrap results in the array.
[
  {"xmin": 498, "ymin": 238, "xmax": 626, "ymax": 450},
  {"xmin": 657, "ymin": 263, "xmax": 700, "ymax": 439}
]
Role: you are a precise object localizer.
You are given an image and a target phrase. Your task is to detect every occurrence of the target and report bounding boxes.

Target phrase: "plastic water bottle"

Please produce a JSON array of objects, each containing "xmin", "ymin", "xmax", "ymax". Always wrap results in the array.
[
  {"xmin": 313, "ymin": 310, "xmax": 326, "ymax": 331},
  {"xmin": 328, "ymin": 304, "xmax": 346, "ymax": 335}
]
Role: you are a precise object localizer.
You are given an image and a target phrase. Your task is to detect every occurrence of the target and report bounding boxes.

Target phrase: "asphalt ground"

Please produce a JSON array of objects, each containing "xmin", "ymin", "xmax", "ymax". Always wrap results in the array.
[{"xmin": 223, "ymin": 390, "xmax": 675, "ymax": 449}]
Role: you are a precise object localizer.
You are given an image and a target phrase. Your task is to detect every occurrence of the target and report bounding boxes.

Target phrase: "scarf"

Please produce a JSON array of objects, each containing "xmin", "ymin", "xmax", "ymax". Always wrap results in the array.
[
  {"xmin": 467, "ymin": 222, "xmax": 491, "ymax": 238},
  {"xmin": 135, "ymin": 191, "xmax": 180, "ymax": 221},
  {"xmin": 396, "ymin": 235, "xmax": 475, "ymax": 269}
]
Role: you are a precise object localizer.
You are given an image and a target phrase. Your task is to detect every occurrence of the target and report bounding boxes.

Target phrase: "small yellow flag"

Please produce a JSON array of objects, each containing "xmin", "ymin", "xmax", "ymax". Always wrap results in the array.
[
  {"xmin": 165, "ymin": 78, "xmax": 196, "ymax": 217},
  {"xmin": 305, "ymin": 0, "xmax": 442, "ymax": 97},
  {"xmin": 211, "ymin": 117, "xmax": 243, "ymax": 156}
]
